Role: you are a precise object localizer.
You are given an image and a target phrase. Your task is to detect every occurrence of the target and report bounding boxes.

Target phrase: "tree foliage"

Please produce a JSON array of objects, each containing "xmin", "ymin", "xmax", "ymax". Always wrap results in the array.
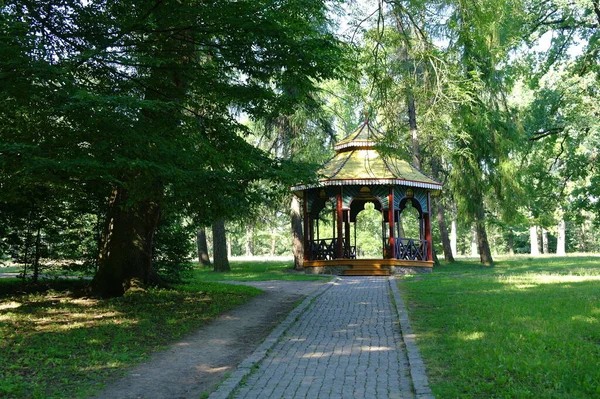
[{"xmin": 0, "ymin": 0, "xmax": 347, "ymax": 296}]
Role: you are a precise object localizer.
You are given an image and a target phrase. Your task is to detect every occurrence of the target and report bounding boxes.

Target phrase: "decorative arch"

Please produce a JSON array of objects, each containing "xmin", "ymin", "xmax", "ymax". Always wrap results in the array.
[
  {"xmin": 398, "ymin": 197, "xmax": 424, "ymax": 217},
  {"xmin": 292, "ymin": 118, "xmax": 441, "ymax": 273}
]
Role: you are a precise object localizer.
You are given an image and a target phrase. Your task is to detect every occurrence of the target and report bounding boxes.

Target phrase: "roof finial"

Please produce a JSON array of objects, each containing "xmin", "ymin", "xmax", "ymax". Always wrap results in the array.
[{"xmin": 363, "ymin": 109, "xmax": 369, "ymax": 123}]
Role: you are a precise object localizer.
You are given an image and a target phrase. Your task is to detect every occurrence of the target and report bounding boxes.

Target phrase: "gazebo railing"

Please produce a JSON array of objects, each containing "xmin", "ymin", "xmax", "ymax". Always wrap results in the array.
[
  {"xmin": 309, "ymin": 238, "xmax": 335, "ymax": 260},
  {"xmin": 308, "ymin": 237, "xmax": 426, "ymax": 261},
  {"xmin": 394, "ymin": 238, "xmax": 428, "ymax": 261},
  {"xmin": 309, "ymin": 238, "xmax": 356, "ymax": 260}
]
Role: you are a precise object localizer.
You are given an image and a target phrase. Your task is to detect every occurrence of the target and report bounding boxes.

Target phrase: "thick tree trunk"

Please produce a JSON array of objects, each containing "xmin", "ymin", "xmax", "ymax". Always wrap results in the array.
[
  {"xmin": 197, "ymin": 227, "xmax": 211, "ymax": 267},
  {"xmin": 435, "ymin": 201, "xmax": 455, "ymax": 262},
  {"xmin": 556, "ymin": 219, "xmax": 566, "ymax": 256},
  {"xmin": 475, "ymin": 211, "xmax": 493, "ymax": 265},
  {"xmin": 291, "ymin": 195, "xmax": 304, "ymax": 270},
  {"xmin": 91, "ymin": 9, "xmax": 192, "ymax": 297},
  {"xmin": 450, "ymin": 219, "xmax": 457, "ymax": 256},
  {"xmin": 530, "ymin": 225, "xmax": 539, "ymax": 256},
  {"xmin": 92, "ymin": 186, "xmax": 162, "ymax": 297},
  {"xmin": 212, "ymin": 219, "xmax": 230, "ymax": 272}
]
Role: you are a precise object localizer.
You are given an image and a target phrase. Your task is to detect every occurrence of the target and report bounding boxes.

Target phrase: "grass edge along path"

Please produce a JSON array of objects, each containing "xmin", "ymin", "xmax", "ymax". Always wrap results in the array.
[
  {"xmin": 0, "ymin": 278, "xmax": 262, "ymax": 399},
  {"xmin": 191, "ymin": 260, "xmax": 327, "ymax": 282},
  {"xmin": 398, "ymin": 256, "xmax": 600, "ymax": 399}
]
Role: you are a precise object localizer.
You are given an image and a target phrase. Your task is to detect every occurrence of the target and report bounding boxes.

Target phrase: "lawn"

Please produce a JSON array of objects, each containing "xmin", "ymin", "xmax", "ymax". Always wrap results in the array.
[
  {"xmin": 399, "ymin": 255, "xmax": 600, "ymax": 398},
  {"xmin": 0, "ymin": 276, "xmax": 262, "ymax": 399},
  {"xmin": 190, "ymin": 260, "xmax": 327, "ymax": 282}
]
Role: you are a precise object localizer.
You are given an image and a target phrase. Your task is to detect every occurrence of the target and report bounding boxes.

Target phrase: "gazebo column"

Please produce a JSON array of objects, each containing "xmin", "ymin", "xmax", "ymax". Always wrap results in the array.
[
  {"xmin": 425, "ymin": 192, "xmax": 433, "ymax": 261},
  {"xmin": 388, "ymin": 188, "xmax": 395, "ymax": 259},
  {"xmin": 336, "ymin": 191, "xmax": 343, "ymax": 258},
  {"xmin": 303, "ymin": 195, "xmax": 310, "ymax": 262},
  {"xmin": 344, "ymin": 210, "xmax": 351, "ymax": 257}
]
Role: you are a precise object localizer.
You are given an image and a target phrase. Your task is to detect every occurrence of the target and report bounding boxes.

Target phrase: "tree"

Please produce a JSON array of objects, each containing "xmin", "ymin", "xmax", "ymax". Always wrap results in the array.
[
  {"xmin": 1, "ymin": 0, "xmax": 346, "ymax": 296},
  {"xmin": 291, "ymin": 195, "xmax": 304, "ymax": 270},
  {"xmin": 197, "ymin": 228, "xmax": 211, "ymax": 267},
  {"xmin": 212, "ymin": 219, "xmax": 230, "ymax": 272}
]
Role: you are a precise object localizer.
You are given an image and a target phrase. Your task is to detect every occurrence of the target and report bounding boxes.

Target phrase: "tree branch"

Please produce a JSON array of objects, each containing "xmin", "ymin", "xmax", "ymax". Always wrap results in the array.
[{"xmin": 529, "ymin": 127, "xmax": 564, "ymax": 141}]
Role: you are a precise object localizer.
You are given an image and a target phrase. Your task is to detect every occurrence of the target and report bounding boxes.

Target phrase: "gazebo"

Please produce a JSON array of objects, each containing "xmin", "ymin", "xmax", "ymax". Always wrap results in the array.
[{"xmin": 292, "ymin": 119, "xmax": 442, "ymax": 276}]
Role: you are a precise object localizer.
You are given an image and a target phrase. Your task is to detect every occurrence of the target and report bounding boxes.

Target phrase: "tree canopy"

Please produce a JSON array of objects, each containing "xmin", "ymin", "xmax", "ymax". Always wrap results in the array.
[{"xmin": 1, "ymin": 0, "xmax": 598, "ymax": 290}]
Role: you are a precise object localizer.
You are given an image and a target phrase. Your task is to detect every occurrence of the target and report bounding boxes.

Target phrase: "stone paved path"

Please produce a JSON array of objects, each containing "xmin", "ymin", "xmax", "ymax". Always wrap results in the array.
[{"xmin": 226, "ymin": 277, "xmax": 419, "ymax": 399}]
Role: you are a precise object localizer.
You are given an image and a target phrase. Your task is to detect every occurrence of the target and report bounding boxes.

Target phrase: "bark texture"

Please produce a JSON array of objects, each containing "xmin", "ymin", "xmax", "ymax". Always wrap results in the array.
[
  {"xmin": 92, "ymin": 186, "xmax": 162, "ymax": 297},
  {"xmin": 291, "ymin": 196, "xmax": 304, "ymax": 270},
  {"xmin": 475, "ymin": 205, "xmax": 493, "ymax": 266},
  {"xmin": 212, "ymin": 219, "xmax": 230, "ymax": 272},
  {"xmin": 435, "ymin": 200, "xmax": 455, "ymax": 262},
  {"xmin": 197, "ymin": 228, "xmax": 211, "ymax": 267}
]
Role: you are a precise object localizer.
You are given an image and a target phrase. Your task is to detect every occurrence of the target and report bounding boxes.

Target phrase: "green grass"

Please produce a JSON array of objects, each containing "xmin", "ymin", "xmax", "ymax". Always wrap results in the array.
[
  {"xmin": 400, "ymin": 255, "xmax": 600, "ymax": 398},
  {"xmin": 0, "ymin": 266, "xmax": 21, "ymax": 273},
  {"xmin": 0, "ymin": 278, "xmax": 262, "ymax": 399},
  {"xmin": 190, "ymin": 260, "xmax": 327, "ymax": 282}
]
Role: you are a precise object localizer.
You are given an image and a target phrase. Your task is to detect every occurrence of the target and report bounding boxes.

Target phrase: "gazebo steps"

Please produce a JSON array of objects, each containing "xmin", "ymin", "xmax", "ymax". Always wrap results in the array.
[
  {"xmin": 343, "ymin": 269, "xmax": 391, "ymax": 276},
  {"xmin": 303, "ymin": 259, "xmax": 434, "ymax": 276},
  {"xmin": 342, "ymin": 265, "xmax": 391, "ymax": 276}
]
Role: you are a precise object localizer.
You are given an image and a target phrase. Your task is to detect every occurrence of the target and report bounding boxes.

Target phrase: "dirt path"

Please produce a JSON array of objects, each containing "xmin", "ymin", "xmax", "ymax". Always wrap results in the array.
[{"xmin": 91, "ymin": 280, "xmax": 328, "ymax": 399}]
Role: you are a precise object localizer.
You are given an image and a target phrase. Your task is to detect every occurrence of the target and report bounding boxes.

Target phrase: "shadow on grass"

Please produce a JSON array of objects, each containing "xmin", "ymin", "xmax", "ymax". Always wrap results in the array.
[{"xmin": 0, "ymin": 280, "xmax": 261, "ymax": 399}]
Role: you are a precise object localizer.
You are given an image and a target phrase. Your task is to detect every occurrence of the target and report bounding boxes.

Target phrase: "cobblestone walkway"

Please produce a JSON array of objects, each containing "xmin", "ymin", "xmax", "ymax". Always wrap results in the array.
[{"xmin": 231, "ymin": 277, "xmax": 415, "ymax": 399}]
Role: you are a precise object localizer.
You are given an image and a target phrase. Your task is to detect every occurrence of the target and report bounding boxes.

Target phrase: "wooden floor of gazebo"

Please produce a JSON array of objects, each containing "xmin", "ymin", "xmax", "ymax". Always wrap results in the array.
[{"xmin": 304, "ymin": 259, "xmax": 433, "ymax": 276}]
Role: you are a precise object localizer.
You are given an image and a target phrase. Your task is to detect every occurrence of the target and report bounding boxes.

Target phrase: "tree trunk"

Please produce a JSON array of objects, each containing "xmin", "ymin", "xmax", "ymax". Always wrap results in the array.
[
  {"xmin": 91, "ymin": 10, "xmax": 192, "ymax": 297},
  {"xmin": 32, "ymin": 223, "xmax": 42, "ymax": 283},
  {"xmin": 408, "ymin": 96, "xmax": 421, "ymax": 169},
  {"xmin": 432, "ymin": 247, "xmax": 440, "ymax": 267},
  {"xmin": 245, "ymin": 224, "xmax": 254, "ymax": 256},
  {"xmin": 450, "ymin": 219, "xmax": 457, "ymax": 256},
  {"xmin": 212, "ymin": 219, "xmax": 230, "ymax": 272},
  {"xmin": 471, "ymin": 223, "xmax": 478, "ymax": 257},
  {"xmin": 430, "ymin": 156, "xmax": 453, "ymax": 262},
  {"xmin": 92, "ymin": 186, "xmax": 162, "ymax": 297},
  {"xmin": 556, "ymin": 218, "xmax": 566, "ymax": 256},
  {"xmin": 530, "ymin": 225, "xmax": 539, "ymax": 256},
  {"xmin": 197, "ymin": 227, "xmax": 211, "ymax": 267},
  {"xmin": 507, "ymin": 229, "xmax": 515, "ymax": 256},
  {"xmin": 542, "ymin": 227, "xmax": 549, "ymax": 254},
  {"xmin": 475, "ymin": 206, "xmax": 493, "ymax": 266},
  {"xmin": 435, "ymin": 200, "xmax": 455, "ymax": 262},
  {"xmin": 291, "ymin": 195, "xmax": 304, "ymax": 270}
]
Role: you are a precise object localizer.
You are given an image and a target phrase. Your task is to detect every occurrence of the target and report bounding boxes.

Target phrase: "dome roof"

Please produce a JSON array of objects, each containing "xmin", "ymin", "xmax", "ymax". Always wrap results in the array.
[{"xmin": 292, "ymin": 120, "xmax": 442, "ymax": 191}]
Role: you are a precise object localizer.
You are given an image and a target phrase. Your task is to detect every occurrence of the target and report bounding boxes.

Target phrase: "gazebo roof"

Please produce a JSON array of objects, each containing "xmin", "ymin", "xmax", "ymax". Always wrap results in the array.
[{"xmin": 293, "ymin": 120, "xmax": 442, "ymax": 191}]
